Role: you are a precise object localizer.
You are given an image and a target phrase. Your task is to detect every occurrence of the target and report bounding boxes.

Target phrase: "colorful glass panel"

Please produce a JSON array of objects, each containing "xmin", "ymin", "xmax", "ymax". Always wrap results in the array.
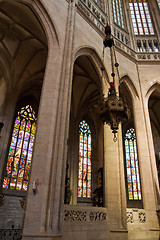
[
  {"xmin": 78, "ymin": 120, "xmax": 91, "ymax": 198},
  {"xmin": 129, "ymin": 1, "xmax": 154, "ymax": 35},
  {"xmin": 124, "ymin": 128, "xmax": 142, "ymax": 200},
  {"xmin": 2, "ymin": 105, "xmax": 36, "ymax": 191},
  {"xmin": 157, "ymin": 0, "xmax": 160, "ymax": 8}
]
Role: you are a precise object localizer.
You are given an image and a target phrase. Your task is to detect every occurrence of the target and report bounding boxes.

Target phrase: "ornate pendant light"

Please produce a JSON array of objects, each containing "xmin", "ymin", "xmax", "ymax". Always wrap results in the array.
[{"xmin": 97, "ymin": 25, "xmax": 130, "ymax": 141}]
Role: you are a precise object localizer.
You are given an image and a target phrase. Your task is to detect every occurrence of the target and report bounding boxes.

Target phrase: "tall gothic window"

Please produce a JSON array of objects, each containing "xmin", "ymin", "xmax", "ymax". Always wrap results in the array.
[
  {"xmin": 78, "ymin": 120, "xmax": 91, "ymax": 199},
  {"xmin": 112, "ymin": 0, "xmax": 124, "ymax": 28},
  {"xmin": 157, "ymin": 0, "xmax": 160, "ymax": 9},
  {"xmin": 129, "ymin": 0, "xmax": 154, "ymax": 35},
  {"xmin": 124, "ymin": 128, "xmax": 142, "ymax": 201},
  {"xmin": 2, "ymin": 105, "xmax": 36, "ymax": 191}
]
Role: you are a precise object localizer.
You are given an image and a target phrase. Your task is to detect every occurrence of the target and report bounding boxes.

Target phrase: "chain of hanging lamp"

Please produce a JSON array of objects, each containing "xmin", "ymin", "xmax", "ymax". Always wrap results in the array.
[{"xmin": 97, "ymin": 24, "xmax": 130, "ymax": 141}]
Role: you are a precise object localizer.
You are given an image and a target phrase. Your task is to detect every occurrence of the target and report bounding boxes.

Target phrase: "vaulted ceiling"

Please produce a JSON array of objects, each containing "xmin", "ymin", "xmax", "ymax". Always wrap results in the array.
[{"xmin": 0, "ymin": 0, "xmax": 48, "ymax": 108}]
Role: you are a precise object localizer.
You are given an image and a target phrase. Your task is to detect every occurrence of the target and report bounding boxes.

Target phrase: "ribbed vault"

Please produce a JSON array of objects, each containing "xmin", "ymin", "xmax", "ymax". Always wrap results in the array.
[{"xmin": 71, "ymin": 55, "xmax": 102, "ymax": 119}]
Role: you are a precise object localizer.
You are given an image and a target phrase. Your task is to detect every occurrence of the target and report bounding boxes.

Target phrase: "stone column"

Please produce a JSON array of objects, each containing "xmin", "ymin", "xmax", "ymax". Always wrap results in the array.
[
  {"xmin": 133, "ymin": 96, "xmax": 159, "ymax": 230},
  {"xmin": 104, "ymin": 124, "xmax": 128, "ymax": 240},
  {"xmin": 22, "ymin": 0, "xmax": 77, "ymax": 239}
]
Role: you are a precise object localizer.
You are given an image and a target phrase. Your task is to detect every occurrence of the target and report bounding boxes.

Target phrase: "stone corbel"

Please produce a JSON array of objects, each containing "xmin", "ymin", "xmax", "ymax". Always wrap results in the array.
[{"xmin": 0, "ymin": 193, "xmax": 5, "ymax": 206}]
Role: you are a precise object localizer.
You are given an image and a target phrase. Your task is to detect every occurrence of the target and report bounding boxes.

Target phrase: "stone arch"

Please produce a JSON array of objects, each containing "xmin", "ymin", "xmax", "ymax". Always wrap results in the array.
[
  {"xmin": 66, "ymin": 47, "xmax": 105, "ymax": 206},
  {"xmin": 119, "ymin": 74, "xmax": 140, "ymax": 101},
  {"xmin": 0, "ymin": 0, "xmax": 60, "ymax": 114},
  {"xmin": 145, "ymin": 82, "xmax": 160, "ymax": 101},
  {"xmin": 74, "ymin": 46, "xmax": 110, "ymax": 90}
]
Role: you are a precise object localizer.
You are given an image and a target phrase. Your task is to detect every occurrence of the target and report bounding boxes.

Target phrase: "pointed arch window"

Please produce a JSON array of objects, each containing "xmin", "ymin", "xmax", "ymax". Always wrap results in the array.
[
  {"xmin": 112, "ymin": 0, "xmax": 125, "ymax": 28},
  {"xmin": 78, "ymin": 120, "xmax": 91, "ymax": 198},
  {"xmin": 124, "ymin": 128, "xmax": 142, "ymax": 201},
  {"xmin": 2, "ymin": 105, "xmax": 36, "ymax": 191},
  {"xmin": 129, "ymin": 0, "xmax": 154, "ymax": 35}
]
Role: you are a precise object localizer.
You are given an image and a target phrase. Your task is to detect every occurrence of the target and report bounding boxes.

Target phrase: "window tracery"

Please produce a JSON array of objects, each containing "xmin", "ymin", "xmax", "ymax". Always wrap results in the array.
[{"xmin": 2, "ymin": 105, "xmax": 36, "ymax": 192}]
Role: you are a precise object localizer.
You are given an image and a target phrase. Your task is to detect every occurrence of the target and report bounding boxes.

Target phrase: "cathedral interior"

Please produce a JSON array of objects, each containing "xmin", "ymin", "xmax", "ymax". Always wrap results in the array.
[{"xmin": 0, "ymin": 0, "xmax": 160, "ymax": 239}]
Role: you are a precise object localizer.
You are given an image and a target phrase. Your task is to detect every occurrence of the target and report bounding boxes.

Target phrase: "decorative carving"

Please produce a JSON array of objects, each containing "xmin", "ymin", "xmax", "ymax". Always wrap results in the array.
[
  {"xmin": 0, "ymin": 229, "xmax": 21, "ymax": 239},
  {"xmin": 64, "ymin": 210, "xmax": 87, "ymax": 221},
  {"xmin": 127, "ymin": 211, "xmax": 134, "ymax": 223},
  {"xmin": 64, "ymin": 209, "xmax": 107, "ymax": 222},
  {"xmin": 89, "ymin": 211, "xmax": 106, "ymax": 221},
  {"xmin": 20, "ymin": 197, "xmax": 26, "ymax": 209},
  {"xmin": 138, "ymin": 55, "xmax": 146, "ymax": 60},
  {"xmin": 0, "ymin": 194, "xmax": 4, "ymax": 206},
  {"xmin": 139, "ymin": 212, "xmax": 146, "ymax": 223}
]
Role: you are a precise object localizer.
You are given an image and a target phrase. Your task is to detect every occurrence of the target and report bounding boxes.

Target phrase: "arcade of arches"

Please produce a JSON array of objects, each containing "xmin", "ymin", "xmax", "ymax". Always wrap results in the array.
[{"xmin": 0, "ymin": 0, "xmax": 159, "ymax": 240}]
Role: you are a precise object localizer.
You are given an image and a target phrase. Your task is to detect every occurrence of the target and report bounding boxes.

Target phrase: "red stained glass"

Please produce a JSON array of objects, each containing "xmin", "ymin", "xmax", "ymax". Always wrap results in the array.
[
  {"xmin": 78, "ymin": 120, "xmax": 91, "ymax": 198},
  {"xmin": 2, "ymin": 105, "xmax": 36, "ymax": 191}
]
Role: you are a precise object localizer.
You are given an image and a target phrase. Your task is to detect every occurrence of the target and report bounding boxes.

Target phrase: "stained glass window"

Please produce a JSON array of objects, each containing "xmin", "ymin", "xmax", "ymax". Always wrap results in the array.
[
  {"xmin": 112, "ymin": 0, "xmax": 124, "ymax": 28},
  {"xmin": 157, "ymin": 0, "xmax": 160, "ymax": 9},
  {"xmin": 129, "ymin": 0, "xmax": 154, "ymax": 35},
  {"xmin": 124, "ymin": 128, "xmax": 142, "ymax": 201},
  {"xmin": 2, "ymin": 105, "xmax": 36, "ymax": 191},
  {"xmin": 78, "ymin": 120, "xmax": 91, "ymax": 198}
]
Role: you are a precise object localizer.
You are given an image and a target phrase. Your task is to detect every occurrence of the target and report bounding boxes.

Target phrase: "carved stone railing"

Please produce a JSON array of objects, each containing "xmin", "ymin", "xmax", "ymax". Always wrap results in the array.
[
  {"xmin": 63, "ymin": 205, "xmax": 110, "ymax": 239},
  {"xmin": 113, "ymin": 26, "xmax": 130, "ymax": 48},
  {"xmin": 114, "ymin": 37, "xmax": 160, "ymax": 62},
  {"xmin": 127, "ymin": 208, "xmax": 146, "ymax": 224},
  {"xmin": 77, "ymin": 0, "xmax": 106, "ymax": 35},
  {"xmin": 114, "ymin": 38, "xmax": 136, "ymax": 60},
  {"xmin": 64, "ymin": 204, "xmax": 108, "ymax": 223}
]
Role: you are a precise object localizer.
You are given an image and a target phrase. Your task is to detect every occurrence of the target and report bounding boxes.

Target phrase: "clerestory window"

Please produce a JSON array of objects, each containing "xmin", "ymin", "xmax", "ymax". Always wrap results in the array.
[
  {"xmin": 112, "ymin": 0, "xmax": 125, "ymax": 28},
  {"xmin": 78, "ymin": 120, "xmax": 91, "ymax": 199},
  {"xmin": 129, "ymin": 0, "xmax": 154, "ymax": 35},
  {"xmin": 2, "ymin": 105, "xmax": 36, "ymax": 192},
  {"xmin": 124, "ymin": 128, "xmax": 142, "ymax": 202}
]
